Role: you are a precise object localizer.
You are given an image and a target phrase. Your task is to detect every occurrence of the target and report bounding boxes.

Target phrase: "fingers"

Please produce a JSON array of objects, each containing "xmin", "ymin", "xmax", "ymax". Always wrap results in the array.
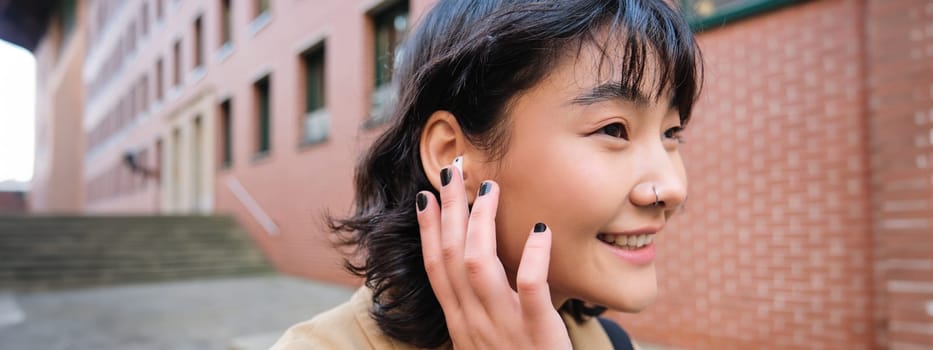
[
  {"xmin": 516, "ymin": 222, "xmax": 555, "ymax": 320},
  {"xmin": 417, "ymin": 166, "xmax": 569, "ymax": 348},
  {"xmin": 415, "ymin": 190, "xmax": 457, "ymax": 309},
  {"xmin": 464, "ymin": 181, "xmax": 511, "ymax": 310},
  {"xmin": 465, "ymin": 181, "xmax": 499, "ymax": 258},
  {"xmin": 437, "ymin": 165, "xmax": 478, "ymax": 306}
]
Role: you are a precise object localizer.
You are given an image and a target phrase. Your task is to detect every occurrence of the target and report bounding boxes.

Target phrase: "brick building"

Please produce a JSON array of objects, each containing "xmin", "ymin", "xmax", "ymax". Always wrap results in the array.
[{"xmin": 1, "ymin": 0, "xmax": 931, "ymax": 348}]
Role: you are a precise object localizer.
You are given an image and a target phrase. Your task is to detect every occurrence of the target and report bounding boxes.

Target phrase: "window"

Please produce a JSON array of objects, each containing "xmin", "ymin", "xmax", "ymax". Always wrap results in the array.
[
  {"xmin": 193, "ymin": 16, "xmax": 204, "ymax": 69},
  {"xmin": 300, "ymin": 44, "xmax": 328, "ymax": 145},
  {"xmin": 155, "ymin": 138, "xmax": 163, "ymax": 185},
  {"xmin": 156, "ymin": 0, "xmax": 164, "ymax": 21},
  {"xmin": 95, "ymin": 4, "xmax": 106, "ymax": 44},
  {"xmin": 367, "ymin": 1, "xmax": 408, "ymax": 126},
  {"xmin": 173, "ymin": 40, "xmax": 182, "ymax": 87},
  {"xmin": 248, "ymin": 0, "xmax": 271, "ymax": 35},
  {"xmin": 141, "ymin": 75, "xmax": 149, "ymax": 111},
  {"xmin": 128, "ymin": 21, "xmax": 137, "ymax": 53},
  {"xmin": 302, "ymin": 46, "xmax": 325, "ymax": 113},
  {"xmin": 155, "ymin": 58, "xmax": 164, "ymax": 101},
  {"xmin": 219, "ymin": 99, "xmax": 233, "ymax": 168},
  {"xmin": 254, "ymin": 76, "xmax": 271, "ymax": 155},
  {"xmin": 192, "ymin": 116, "xmax": 203, "ymax": 205},
  {"xmin": 680, "ymin": 0, "xmax": 797, "ymax": 31},
  {"xmin": 172, "ymin": 128, "xmax": 181, "ymax": 201},
  {"xmin": 220, "ymin": 0, "xmax": 232, "ymax": 46},
  {"xmin": 129, "ymin": 85, "xmax": 138, "ymax": 118},
  {"xmin": 372, "ymin": 1, "xmax": 408, "ymax": 88},
  {"xmin": 59, "ymin": 0, "xmax": 77, "ymax": 39},
  {"xmin": 256, "ymin": 0, "xmax": 270, "ymax": 17},
  {"xmin": 141, "ymin": 2, "xmax": 150, "ymax": 37}
]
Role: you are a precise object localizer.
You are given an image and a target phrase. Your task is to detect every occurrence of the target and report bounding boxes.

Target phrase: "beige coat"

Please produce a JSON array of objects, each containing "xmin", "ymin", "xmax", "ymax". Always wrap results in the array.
[{"xmin": 270, "ymin": 286, "xmax": 617, "ymax": 349}]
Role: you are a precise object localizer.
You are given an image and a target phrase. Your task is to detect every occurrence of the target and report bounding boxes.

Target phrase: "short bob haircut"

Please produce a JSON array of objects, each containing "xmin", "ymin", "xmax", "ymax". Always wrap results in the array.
[{"xmin": 327, "ymin": 0, "xmax": 703, "ymax": 347}]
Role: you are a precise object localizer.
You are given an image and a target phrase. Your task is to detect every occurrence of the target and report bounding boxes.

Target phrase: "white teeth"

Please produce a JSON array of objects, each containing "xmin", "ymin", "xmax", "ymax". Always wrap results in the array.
[
  {"xmin": 605, "ymin": 234, "xmax": 654, "ymax": 249},
  {"xmin": 599, "ymin": 233, "xmax": 656, "ymax": 249}
]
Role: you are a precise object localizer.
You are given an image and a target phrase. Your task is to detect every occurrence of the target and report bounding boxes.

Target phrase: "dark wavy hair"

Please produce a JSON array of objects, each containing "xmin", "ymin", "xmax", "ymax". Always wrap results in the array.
[{"xmin": 326, "ymin": 0, "xmax": 703, "ymax": 347}]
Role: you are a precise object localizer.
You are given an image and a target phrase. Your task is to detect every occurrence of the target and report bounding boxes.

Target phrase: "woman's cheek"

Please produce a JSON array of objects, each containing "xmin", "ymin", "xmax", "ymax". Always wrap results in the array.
[
  {"xmin": 545, "ymin": 146, "xmax": 621, "ymax": 229},
  {"xmin": 492, "ymin": 143, "xmax": 586, "ymax": 274}
]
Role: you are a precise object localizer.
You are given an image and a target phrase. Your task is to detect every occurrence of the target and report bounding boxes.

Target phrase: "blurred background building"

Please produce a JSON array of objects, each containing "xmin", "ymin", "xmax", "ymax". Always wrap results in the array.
[{"xmin": 1, "ymin": 0, "xmax": 931, "ymax": 348}]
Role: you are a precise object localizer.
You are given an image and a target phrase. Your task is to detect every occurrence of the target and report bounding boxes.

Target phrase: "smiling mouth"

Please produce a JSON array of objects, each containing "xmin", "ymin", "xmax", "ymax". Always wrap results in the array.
[{"xmin": 597, "ymin": 233, "xmax": 655, "ymax": 250}]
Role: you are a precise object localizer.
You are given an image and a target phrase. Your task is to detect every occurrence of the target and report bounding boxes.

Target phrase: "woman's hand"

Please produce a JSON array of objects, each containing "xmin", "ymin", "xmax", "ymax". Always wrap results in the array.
[{"xmin": 415, "ymin": 164, "xmax": 572, "ymax": 349}]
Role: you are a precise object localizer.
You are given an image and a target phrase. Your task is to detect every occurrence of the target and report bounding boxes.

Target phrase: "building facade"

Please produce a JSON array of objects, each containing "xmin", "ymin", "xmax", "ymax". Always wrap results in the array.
[{"xmin": 4, "ymin": 0, "xmax": 932, "ymax": 348}]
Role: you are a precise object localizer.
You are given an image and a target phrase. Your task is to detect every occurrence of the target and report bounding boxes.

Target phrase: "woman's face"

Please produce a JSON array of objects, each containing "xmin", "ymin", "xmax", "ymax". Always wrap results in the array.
[{"xmin": 488, "ymin": 41, "xmax": 688, "ymax": 313}]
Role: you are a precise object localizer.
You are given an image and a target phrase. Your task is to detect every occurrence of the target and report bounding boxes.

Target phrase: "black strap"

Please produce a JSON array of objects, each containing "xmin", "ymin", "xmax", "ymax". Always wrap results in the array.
[{"xmin": 597, "ymin": 317, "xmax": 635, "ymax": 350}]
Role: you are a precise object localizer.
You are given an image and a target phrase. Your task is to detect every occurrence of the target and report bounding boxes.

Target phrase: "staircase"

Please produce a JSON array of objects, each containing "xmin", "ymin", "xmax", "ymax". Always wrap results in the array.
[{"xmin": 0, "ymin": 215, "xmax": 273, "ymax": 291}]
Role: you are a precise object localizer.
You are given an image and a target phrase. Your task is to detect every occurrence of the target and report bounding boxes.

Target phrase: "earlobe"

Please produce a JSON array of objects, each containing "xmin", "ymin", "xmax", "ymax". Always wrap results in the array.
[{"xmin": 419, "ymin": 110, "xmax": 472, "ymax": 193}]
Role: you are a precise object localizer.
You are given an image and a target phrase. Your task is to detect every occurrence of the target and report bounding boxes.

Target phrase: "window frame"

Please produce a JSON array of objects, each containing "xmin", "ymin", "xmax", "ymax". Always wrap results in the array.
[
  {"xmin": 156, "ymin": 0, "xmax": 165, "ymax": 22},
  {"xmin": 59, "ymin": 0, "xmax": 77, "ymax": 40},
  {"xmin": 365, "ymin": 0, "xmax": 409, "ymax": 128},
  {"xmin": 302, "ymin": 45, "xmax": 326, "ymax": 115},
  {"xmin": 155, "ymin": 58, "xmax": 164, "ymax": 102},
  {"xmin": 299, "ymin": 42, "xmax": 328, "ymax": 146},
  {"xmin": 141, "ymin": 2, "xmax": 150, "ymax": 37},
  {"xmin": 219, "ymin": 99, "xmax": 233, "ymax": 169},
  {"xmin": 253, "ymin": 75, "xmax": 272, "ymax": 157},
  {"xmin": 680, "ymin": 0, "xmax": 800, "ymax": 31},
  {"xmin": 371, "ymin": 1, "xmax": 409, "ymax": 88},
  {"xmin": 220, "ymin": 0, "xmax": 233, "ymax": 47},
  {"xmin": 172, "ymin": 40, "xmax": 182, "ymax": 87},
  {"xmin": 193, "ymin": 16, "xmax": 204, "ymax": 70}
]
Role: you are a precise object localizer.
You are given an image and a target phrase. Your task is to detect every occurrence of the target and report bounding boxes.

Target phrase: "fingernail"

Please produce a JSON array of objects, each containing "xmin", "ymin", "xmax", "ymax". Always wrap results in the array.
[
  {"xmin": 416, "ymin": 192, "xmax": 427, "ymax": 212},
  {"xmin": 478, "ymin": 181, "xmax": 491, "ymax": 196},
  {"xmin": 533, "ymin": 222, "xmax": 547, "ymax": 233},
  {"xmin": 441, "ymin": 168, "xmax": 452, "ymax": 186}
]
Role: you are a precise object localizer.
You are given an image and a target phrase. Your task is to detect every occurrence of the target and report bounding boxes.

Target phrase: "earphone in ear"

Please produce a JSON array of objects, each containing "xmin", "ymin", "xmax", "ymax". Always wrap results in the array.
[{"xmin": 453, "ymin": 156, "xmax": 464, "ymax": 180}]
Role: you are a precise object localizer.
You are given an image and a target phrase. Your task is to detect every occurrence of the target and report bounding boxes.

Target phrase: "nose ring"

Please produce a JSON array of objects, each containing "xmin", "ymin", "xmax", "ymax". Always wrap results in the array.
[{"xmin": 653, "ymin": 185, "xmax": 660, "ymax": 207}]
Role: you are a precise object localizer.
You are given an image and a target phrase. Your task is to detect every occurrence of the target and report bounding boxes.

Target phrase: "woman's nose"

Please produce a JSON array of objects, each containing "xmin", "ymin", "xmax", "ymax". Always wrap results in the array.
[{"xmin": 630, "ymin": 166, "xmax": 688, "ymax": 214}]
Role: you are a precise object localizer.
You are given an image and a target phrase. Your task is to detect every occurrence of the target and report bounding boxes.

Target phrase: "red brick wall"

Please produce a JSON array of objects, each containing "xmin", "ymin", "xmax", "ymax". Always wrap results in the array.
[
  {"xmin": 611, "ymin": 1, "xmax": 876, "ymax": 348},
  {"xmin": 866, "ymin": 0, "xmax": 933, "ymax": 348}
]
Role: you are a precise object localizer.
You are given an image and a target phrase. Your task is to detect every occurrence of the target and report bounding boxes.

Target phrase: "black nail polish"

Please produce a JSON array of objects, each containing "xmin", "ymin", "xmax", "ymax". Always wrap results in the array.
[
  {"xmin": 533, "ymin": 222, "xmax": 547, "ymax": 233},
  {"xmin": 441, "ymin": 168, "xmax": 452, "ymax": 186},
  {"xmin": 478, "ymin": 181, "xmax": 491, "ymax": 196},
  {"xmin": 416, "ymin": 193, "xmax": 427, "ymax": 212}
]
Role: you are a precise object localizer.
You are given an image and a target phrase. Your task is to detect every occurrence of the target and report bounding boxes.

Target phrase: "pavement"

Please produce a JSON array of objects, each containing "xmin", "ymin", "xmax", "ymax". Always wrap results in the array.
[
  {"xmin": 0, "ymin": 274, "xmax": 670, "ymax": 350},
  {"xmin": 0, "ymin": 274, "xmax": 355, "ymax": 350}
]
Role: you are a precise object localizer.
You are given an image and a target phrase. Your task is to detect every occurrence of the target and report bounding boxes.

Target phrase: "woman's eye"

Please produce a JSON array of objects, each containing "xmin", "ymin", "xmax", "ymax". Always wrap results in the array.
[
  {"xmin": 664, "ymin": 126, "xmax": 685, "ymax": 144},
  {"xmin": 598, "ymin": 123, "xmax": 628, "ymax": 140}
]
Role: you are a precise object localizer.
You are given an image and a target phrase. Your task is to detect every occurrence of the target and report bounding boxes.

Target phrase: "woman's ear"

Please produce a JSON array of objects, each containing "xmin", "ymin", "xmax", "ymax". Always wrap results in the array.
[{"xmin": 420, "ymin": 110, "xmax": 477, "ymax": 197}]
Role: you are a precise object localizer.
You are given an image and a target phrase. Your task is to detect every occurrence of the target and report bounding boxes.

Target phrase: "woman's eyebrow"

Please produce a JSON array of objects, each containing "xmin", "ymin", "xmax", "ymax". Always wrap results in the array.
[{"xmin": 567, "ymin": 82, "xmax": 650, "ymax": 108}]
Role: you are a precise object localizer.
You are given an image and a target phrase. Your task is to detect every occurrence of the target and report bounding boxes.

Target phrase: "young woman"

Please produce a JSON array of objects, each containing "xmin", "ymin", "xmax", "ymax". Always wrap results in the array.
[{"xmin": 272, "ymin": 0, "xmax": 701, "ymax": 349}]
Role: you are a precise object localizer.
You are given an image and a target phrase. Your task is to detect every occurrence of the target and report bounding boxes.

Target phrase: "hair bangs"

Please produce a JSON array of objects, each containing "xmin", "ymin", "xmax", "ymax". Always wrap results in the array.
[{"xmin": 578, "ymin": 0, "xmax": 703, "ymax": 125}]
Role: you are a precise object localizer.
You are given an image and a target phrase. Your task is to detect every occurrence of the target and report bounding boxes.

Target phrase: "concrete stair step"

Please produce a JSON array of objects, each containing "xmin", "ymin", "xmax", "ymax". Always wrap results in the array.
[{"xmin": 0, "ymin": 215, "xmax": 272, "ymax": 291}]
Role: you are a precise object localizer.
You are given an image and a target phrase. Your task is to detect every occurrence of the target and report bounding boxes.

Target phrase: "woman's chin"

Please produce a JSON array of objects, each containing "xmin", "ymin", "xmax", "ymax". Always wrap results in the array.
[
  {"xmin": 600, "ymin": 279, "xmax": 659, "ymax": 313},
  {"xmin": 613, "ymin": 290, "xmax": 658, "ymax": 313}
]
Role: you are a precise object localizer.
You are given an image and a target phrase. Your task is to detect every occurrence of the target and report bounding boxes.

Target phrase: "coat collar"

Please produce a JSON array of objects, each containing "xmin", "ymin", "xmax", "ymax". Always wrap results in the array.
[{"xmin": 349, "ymin": 286, "xmax": 615, "ymax": 349}]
